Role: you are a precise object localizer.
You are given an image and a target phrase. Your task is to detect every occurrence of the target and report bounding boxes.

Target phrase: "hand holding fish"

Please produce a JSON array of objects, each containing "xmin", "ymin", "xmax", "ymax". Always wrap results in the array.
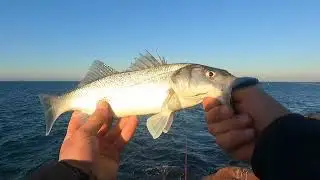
[
  {"xmin": 59, "ymin": 101, "xmax": 138, "ymax": 180},
  {"xmin": 203, "ymin": 86, "xmax": 290, "ymax": 161},
  {"xmin": 203, "ymin": 97, "xmax": 255, "ymax": 161},
  {"xmin": 231, "ymin": 86, "xmax": 290, "ymax": 134}
]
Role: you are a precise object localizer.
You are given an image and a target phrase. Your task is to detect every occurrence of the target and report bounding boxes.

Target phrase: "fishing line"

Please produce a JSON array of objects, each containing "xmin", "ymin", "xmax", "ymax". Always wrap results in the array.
[
  {"xmin": 184, "ymin": 134, "xmax": 188, "ymax": 180},
  {"xmin": 180, "ymin": 108, "xmax": 188, "ymax": 180}
]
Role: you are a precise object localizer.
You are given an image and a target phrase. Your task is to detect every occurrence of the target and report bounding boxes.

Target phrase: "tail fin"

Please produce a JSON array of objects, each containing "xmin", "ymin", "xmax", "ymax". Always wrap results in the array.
[{"xmin": 38, "ymin": 94, "xmax": 64, "ymax": 136}]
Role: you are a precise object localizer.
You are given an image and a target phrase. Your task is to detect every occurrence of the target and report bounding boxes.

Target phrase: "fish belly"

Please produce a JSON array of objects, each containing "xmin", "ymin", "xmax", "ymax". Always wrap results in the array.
[{"xmin": 69, "ymin": 83, "xmax": 170, "ymax": 117}]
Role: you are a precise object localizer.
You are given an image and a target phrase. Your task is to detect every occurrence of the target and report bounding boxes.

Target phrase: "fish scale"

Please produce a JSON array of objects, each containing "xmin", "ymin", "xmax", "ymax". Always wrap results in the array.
[{"xmin": 84, "ymin": 63, "xmax": 190, "ymax": 88}]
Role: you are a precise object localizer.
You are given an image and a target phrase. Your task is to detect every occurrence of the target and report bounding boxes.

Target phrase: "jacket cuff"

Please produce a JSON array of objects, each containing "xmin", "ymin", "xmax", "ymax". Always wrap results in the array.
[
  {"xmin": 250, "ymin": 113, "xmax": 305, "ymax": 178},
  {"xmin": 29, "ymin": 160, "xmax": 90, "ymax": 180}
]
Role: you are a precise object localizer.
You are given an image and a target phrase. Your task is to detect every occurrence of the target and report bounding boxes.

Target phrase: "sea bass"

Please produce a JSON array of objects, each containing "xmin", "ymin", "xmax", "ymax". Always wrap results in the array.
[{"xmin": 39, "ymin": 52, "xmax": 237, "ymax": 139}]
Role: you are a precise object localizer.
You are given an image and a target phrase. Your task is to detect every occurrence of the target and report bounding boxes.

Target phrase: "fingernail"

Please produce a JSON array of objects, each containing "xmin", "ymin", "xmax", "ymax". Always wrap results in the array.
[
  {"xmin": 72, "ymin": 110, "xmax": 81, "ymax": 116},
  {"xmin": 202, "ymin": 98, "xmax": 210, "ymax": 112},
  {"xmin": 78, "ymin": 113, "xmax": 89, "ymax": 123},
  {"xmin": 96, "ymin": 101, "xmax": 109, "ymax": 118},
  {"xmin": 97, "ymin": 100, "xmax": 108, "ymax": 109},
  {"xmin": 203, "ymin": 97, "xmax": 217, "ymax": 112}
]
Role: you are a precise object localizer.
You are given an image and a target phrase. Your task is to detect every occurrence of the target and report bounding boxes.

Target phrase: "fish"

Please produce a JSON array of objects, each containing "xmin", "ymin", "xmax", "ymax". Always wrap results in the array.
[{"xmin": 38, "ymin": 51, "xmax": 242, "ymax": 139}]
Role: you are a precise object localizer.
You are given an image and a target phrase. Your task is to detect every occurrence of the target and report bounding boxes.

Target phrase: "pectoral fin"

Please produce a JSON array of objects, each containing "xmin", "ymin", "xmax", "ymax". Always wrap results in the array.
[
  {"xmin": 147, "ymin": 111, "xmax": 173, "ymax": 139},
  {"xmin": 162, "ymin": 89, "xmax": 181, "ymax": 134}
]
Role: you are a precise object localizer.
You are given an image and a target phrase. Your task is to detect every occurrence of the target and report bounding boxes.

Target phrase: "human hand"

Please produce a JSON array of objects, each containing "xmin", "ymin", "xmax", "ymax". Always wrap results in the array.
[
  {"xmin": 231, "ymin": 86, "xmax": 290, "ymax": 133},
  {"xmin": 59, "ymin": 101, "xmax": 138, "ymax": 180},
  {"xmin": 203, "ymin": 97, "xmax": 255, "ymax": 161},
  {"xmin": 203, "ymin": 86, "xmax": 290, "ymax": 161}
]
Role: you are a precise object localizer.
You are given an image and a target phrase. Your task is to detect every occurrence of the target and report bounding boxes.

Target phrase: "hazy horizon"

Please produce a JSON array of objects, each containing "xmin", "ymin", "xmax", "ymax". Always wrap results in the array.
[
  {"xmin": 1, "ymin": 71, "xmax": 319, "ymax": 82},
  {"xmin": 1, "ymin": 1, "xmax": 319, "ymax": 82}
]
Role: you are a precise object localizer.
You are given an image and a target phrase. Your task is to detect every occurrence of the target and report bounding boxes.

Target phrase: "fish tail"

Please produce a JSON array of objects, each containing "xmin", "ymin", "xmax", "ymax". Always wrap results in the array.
[{"xmin": 38, "ymin": 94, "xmax": 65, "ymax": 136}]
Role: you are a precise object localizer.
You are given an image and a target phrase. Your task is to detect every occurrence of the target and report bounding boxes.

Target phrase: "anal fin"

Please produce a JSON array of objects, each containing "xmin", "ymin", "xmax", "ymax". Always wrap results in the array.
[
  {"xmin": 147, "ymin": 111, "xmax": 173, "ymax": 139},
  {"xmin": 163, "ymin": 115, "xmax": 174, "ymax": 133},
  {"xmin": 146, "ymin": 89, "xmax": 181, "ymax": 138}
]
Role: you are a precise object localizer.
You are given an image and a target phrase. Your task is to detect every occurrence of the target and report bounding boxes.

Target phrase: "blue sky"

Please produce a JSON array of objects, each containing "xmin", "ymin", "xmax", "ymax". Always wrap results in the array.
[{"xmin": 0, "ymin": 0, "xmax": 319, "ymax": 81}]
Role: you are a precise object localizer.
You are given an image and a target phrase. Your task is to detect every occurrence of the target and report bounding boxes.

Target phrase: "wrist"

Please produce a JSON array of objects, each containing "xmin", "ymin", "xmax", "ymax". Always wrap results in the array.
[
  {"xmin": 243, "ymin": 88, "xmax": 290, "ymax": 134},
  {"xmin": 258, "ymin": 90, "xmax": 290, "ymax": 132}
]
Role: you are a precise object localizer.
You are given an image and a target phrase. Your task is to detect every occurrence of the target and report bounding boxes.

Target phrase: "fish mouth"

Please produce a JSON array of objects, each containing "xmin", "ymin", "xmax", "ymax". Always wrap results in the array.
[
  {"xmin": 226, "ymin": 77, "xmax": 260, "ymax": 108},
  {"xmin": 221, "ymin": 77, "xmax": 259, "ymax": 107},
  {"xmin": 184, "ymin": 92, "xmax": 209, "ymax": 100}
]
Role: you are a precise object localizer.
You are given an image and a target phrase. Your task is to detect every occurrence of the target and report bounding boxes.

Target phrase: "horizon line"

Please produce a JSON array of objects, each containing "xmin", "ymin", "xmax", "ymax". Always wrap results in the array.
[{"xmin": 0, "ymin": 80, "xmax": 319, "ymax": 83}]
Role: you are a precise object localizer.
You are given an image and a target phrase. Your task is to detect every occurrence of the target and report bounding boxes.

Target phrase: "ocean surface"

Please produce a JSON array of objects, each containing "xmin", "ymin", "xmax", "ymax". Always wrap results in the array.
[{"xmin": 0, "ymin": 81, "xmax": 319, "ymax": 179}]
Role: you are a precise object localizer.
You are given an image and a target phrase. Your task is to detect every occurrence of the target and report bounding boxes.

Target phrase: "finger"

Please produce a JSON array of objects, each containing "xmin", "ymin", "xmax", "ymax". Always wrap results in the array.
[
  {"xmin": 229, "ymin": 142, "xmax": 255, "ymax": 161},
  {"xmin": 64, "ymin": 111, "xmax": 87, "ymax": 140},
  {"xmin": 203, "ymin": 97, "xmax": 221, "ymax": 112},
  {"xmin": 97, "ymin": 118, "xmax": 124, "ymax": 159},
  {"xmin": 215, "ymin": 128, "xmax": 255, "ymax": 151},
  {"xmin": 115, "ymin": 116, "xmax": 138, "ymax": 151},
  {"xmin": 103, "ymin": 117, "xmax": 128, "ymax": 143},
  {"xmin": 205, "ymin": 105, "xmax": 233, "ymax": 124},
  {"xmin": 80, "ymin": 101, "xmax": 111, "ymax": 136},
  {"xmin": 208, "ymin": 114, "xmax": 252, "ymax": 135},
  {"xmin": 97, "ymin": 114, "xmax": 114, "ymax": 137},
  {"xmin": 97, "ymin": 123, "xmax": 109, "ymax": 137}
]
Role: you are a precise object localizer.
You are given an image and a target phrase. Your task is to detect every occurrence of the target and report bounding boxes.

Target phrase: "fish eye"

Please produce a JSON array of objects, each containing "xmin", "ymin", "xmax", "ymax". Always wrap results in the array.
[{"xmin": 206, "ymin": 71, "xmax": 215, "ymax": 78}]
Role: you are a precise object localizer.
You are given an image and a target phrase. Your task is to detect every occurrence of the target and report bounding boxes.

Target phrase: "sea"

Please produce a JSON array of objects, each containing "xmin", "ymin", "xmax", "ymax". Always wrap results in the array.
[{"xmin": 0, "ymin": 81, "xmax": 319, "ymax": 179}]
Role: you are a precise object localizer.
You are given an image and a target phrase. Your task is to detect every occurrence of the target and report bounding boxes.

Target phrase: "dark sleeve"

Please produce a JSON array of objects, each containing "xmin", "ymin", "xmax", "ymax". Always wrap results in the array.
[
  {"xmin": 28, "ymin": 161, "xmax": 90, "ymax": 180},
  {"xmin": 251, "ymin": 113, "xmax": 320, "ymax": 180}
]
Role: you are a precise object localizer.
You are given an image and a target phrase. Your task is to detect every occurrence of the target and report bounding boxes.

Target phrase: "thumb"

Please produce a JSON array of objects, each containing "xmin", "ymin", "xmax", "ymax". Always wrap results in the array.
[{"xmin": 80, "ymin": 101, "xmax": 111, "ymax": 136}]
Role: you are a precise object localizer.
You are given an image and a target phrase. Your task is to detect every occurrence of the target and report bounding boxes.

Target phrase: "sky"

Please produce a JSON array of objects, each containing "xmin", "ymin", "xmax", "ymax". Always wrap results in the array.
[{"xmin": 0, "ymin": 0, "xmax": 319, "ymax": 81}]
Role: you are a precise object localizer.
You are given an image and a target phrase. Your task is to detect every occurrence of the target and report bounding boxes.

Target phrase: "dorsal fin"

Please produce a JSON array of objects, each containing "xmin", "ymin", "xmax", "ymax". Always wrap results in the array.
[
  {"xmin": 127, "ymin": 51, "xmax": 167, "ymax": 71},
  {"xmin": 78, "ymin": 60, "xmax": 118, "ymax": 87}
]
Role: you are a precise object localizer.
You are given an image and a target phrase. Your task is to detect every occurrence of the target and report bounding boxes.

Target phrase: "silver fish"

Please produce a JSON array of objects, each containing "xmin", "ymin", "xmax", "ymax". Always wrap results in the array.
[{"xmin": 39, "ymin": 52, "xmax": 237, "ymax": 139}]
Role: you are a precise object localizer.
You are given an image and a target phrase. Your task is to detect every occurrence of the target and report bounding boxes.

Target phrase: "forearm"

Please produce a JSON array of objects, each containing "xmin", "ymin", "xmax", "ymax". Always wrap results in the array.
[{"xmin": 251, "ymin": 113, "xmax": 320, "ymax": 179}]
